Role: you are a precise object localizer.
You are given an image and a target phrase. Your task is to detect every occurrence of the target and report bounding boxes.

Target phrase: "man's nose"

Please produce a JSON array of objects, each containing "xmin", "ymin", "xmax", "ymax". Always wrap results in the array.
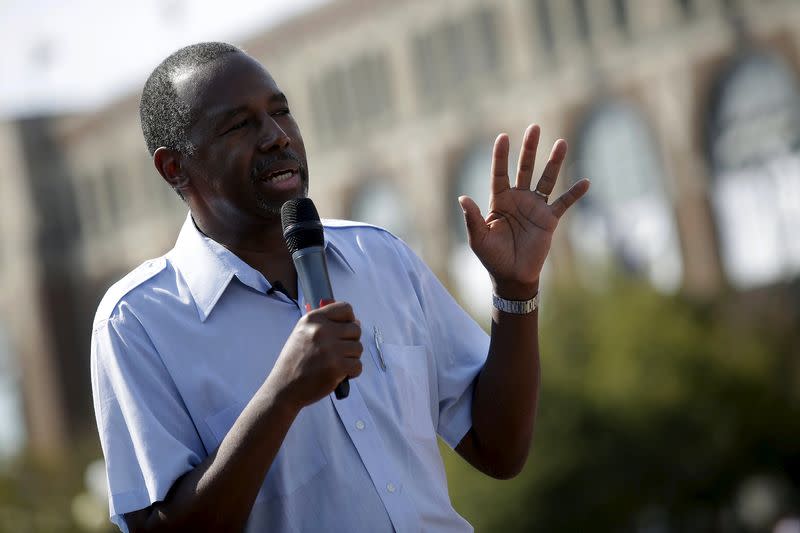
[{"xmin": 257, "ymin": 115, "xmax": 290, "ymax": 151}]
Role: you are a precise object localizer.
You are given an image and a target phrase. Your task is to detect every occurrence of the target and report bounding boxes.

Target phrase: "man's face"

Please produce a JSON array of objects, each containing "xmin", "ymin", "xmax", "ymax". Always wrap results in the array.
[{"xmin": 177, "ymin": 52, "xmax": 309, "ymax": 221}]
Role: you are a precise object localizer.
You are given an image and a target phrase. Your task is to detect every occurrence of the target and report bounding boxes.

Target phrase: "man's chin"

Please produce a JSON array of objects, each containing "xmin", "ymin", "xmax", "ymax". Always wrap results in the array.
[{"xmin": 254, "ymin": 185, "xmax": 308, "ymax": 218}]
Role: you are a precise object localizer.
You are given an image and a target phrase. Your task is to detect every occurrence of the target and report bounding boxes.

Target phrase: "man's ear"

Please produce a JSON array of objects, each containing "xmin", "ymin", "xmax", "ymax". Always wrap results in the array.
[{"xmin": 153, "ymin": 147, "xmax": 190, "ymax": 196}]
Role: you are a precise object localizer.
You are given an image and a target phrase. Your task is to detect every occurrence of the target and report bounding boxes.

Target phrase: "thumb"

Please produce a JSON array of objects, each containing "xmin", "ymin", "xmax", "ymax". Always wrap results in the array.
[{"xmin": 458, "ymin": 196, "xmax": 488, "ymax": 248}]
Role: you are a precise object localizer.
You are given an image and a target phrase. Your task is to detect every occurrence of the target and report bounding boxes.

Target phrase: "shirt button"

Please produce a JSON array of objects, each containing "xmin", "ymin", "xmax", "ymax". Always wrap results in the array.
[
  {"xmin": 355, "ymin": 420, "xmax": 366, "ymax": 430},
  {"xmin": 386, "ymin": 482, "xmax": 396, "ymax": 493}
]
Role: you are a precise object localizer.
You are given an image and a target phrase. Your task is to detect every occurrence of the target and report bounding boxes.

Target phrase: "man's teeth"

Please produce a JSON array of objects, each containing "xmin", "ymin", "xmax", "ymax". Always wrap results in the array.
[{"xmin": 268, "ymin": 171, "xmax": 294, "ymax": 182}]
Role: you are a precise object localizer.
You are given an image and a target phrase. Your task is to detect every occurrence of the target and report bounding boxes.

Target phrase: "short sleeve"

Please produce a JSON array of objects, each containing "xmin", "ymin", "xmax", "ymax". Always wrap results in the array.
[
  {"xmin": 91, "ymin": 304, "xmax": 205, "ymax": 532},
  {"xmin": 390, "ymin": 237, "xmax": 490, "ymax": 449}
]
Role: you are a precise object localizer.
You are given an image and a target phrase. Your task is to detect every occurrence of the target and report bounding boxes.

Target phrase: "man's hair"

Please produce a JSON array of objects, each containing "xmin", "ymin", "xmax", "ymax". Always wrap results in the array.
[{"xmin": 139, "ymin": 42, "xmax": 243, "ymax": 156}]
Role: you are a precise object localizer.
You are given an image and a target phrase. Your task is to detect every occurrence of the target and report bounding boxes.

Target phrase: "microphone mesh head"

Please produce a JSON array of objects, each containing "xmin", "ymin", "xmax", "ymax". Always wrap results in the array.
[{"xmin": 281, "ymin": 198, "xmax": 324, "ymax": 254}]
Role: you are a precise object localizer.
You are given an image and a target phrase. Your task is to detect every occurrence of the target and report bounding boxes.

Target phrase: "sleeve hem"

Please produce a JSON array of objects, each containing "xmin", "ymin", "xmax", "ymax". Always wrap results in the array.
[
  {"xmin": 109, "ymin": 488, "xmax": 152, "ymax": 533},
  {"xmin": 438, "ymin": 393, "xmax": 474, "ymax": 449}
]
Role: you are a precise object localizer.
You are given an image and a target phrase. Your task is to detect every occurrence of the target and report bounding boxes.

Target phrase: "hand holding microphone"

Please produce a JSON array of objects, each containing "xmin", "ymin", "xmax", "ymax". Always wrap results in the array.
[
  {"xmin": 269, "ymin": 301, "xmax": 362, "ymax": 408},
  {"xmin": 277, "ymin": 198, "xmax": 357, "ymax": 402}
]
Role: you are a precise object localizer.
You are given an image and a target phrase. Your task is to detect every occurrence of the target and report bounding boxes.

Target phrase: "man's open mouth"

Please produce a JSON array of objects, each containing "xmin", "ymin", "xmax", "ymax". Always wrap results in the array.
[
  {"xmin": 265, "ymin": 169, "xmax": 296, "ymax": 183},
  {"xmin": 256, "ymin": 164, "xmax": 298, "ymax": 181}
]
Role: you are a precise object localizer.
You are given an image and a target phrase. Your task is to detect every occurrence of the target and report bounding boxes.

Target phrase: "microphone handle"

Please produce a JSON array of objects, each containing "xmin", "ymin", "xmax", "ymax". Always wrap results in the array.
[{"xmin": 292, "ymin": 247, "xmax": 350, "ymax": 400}]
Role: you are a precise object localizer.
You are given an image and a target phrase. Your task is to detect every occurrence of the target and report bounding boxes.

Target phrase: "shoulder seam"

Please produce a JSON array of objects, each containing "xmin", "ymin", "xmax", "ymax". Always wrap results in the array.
[{"xmin": 94, "ymin": 257, "xmax": 168, "ymax": 326}]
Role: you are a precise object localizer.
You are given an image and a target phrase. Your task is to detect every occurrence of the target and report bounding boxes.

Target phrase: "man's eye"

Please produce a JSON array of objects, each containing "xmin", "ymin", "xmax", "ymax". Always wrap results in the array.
[
  {"xmin": 272, "ymin": 108, "xmax": 290, "ymax": 116},
  {"xmin": 226, "ymin": 120, "xmax": 248, "ymax": 133}
]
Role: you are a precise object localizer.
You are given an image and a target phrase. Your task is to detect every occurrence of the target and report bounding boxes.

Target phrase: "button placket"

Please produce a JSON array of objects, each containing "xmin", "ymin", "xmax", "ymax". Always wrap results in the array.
[{"xmin": 328, "ymin": 380, "xmax": 421, "ymax": 531}]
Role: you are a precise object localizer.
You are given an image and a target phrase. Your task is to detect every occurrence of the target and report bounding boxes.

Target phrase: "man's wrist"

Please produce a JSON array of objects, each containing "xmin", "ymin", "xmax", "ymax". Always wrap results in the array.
[
  {"xmin": 260, "ymin": 375, "xmax": 303, "ymax": 420},
  {"xmin": 491, "ymin": 279, "xmax": 539, "ymax": 301}
]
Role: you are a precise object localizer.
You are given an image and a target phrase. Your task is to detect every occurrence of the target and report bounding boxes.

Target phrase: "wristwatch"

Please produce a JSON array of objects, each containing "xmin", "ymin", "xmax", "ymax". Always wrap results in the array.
[{"xmin": 492, "ymin": 292, "xmax": 540, "ymax": 314}]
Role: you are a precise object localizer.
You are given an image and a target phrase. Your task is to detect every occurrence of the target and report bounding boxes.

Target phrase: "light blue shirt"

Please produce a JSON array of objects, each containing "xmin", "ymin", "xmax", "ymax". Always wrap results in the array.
[{"xmin": 91, "ymin": 214, "xmax": 489, "ymax": 532}]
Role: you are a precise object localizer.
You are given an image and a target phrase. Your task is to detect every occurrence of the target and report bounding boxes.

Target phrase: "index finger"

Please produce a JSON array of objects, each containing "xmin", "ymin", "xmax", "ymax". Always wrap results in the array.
[
  {"xmin": 318, "ymin": 301, "xmax": 357, "ymax": 323},
  {"xmin": 534, "ymin": 139, "xmax": 568, "ymax": 196},
  {"xmin": 551, "ymin": 178, "xmax": 591, "ymax": 219}
]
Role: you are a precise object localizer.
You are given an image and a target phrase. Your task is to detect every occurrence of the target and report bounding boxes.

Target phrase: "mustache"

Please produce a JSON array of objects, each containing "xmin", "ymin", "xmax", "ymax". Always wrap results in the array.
[{"xmin": 251, "ymin": 151, "xmax": 304, "ymax": 179}]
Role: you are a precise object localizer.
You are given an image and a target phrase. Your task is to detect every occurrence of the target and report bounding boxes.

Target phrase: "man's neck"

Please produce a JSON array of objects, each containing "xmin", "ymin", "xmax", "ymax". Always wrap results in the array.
[{"xmin": 191, "ymin": 213, "xmax": 299, "ymax": 299}]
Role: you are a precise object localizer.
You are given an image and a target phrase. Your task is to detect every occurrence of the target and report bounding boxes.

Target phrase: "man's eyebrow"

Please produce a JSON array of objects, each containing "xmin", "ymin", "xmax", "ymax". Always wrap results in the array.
[
  {"xmin": 270, "ymin": 92, "xmax": 288, "ymax": 104},
  {"xmin": 209, "ymin": 93, "xmax": 288, "ymax": 125},
  {"xmin": 209, "ymin": 105, "xmax": 247, "ymax": 126}
]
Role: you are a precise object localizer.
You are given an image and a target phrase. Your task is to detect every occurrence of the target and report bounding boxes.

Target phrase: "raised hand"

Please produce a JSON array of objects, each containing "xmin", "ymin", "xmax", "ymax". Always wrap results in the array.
[{"xmin": 458, "ymin": 124, "xmax": 590, "ymax": 299}]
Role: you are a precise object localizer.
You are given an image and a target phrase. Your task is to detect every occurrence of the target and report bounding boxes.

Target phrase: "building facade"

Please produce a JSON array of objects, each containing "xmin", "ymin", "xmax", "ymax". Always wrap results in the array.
[{"xmin": 1, "ymin": 0, "xmax": 799, "ymax": 459}]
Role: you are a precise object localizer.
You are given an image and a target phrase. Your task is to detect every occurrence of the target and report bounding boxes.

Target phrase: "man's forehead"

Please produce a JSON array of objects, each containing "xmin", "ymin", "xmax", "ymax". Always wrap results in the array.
[{"xmin": 173, "ymin": 53, "xmax": 280, "ymax": 118}]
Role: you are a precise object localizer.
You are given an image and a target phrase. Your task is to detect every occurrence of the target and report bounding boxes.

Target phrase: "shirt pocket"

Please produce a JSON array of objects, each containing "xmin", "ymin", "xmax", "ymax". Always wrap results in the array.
[
  {"xmin": 380, "ymin": 342, "xmax": 435, "ymax": 442},
  {"xmin": 204, "ymin": 402, "xmax": 328, "ymax": 505}
]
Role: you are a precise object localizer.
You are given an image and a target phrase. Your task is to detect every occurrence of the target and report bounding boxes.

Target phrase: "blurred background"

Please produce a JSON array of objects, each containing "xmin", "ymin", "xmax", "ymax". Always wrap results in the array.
[{"xmin": 1, "ymin": 0, "xmax": 799, "ymax": 531}]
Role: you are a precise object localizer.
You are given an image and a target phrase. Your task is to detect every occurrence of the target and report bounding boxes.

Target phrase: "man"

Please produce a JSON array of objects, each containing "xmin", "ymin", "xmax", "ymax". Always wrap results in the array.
[{"xmin": 91, "ymin": 42, "xmax": 589, "ymax": 532}]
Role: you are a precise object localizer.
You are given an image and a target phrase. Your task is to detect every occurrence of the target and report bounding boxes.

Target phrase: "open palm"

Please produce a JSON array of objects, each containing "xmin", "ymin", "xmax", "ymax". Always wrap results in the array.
[{"xmin": 458, "ymin": 125, "xmax": 590, "ymax": 297}]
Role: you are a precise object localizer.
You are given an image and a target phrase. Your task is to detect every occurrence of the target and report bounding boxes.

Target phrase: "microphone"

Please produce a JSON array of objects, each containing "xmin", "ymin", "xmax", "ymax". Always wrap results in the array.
[{"xmin": 281, "ymin": 198, "xmax": 349, "ymax": 400}]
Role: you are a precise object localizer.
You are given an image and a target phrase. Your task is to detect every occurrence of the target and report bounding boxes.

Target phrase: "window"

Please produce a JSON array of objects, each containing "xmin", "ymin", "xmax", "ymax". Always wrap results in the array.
[
  {"xmin": 573, "ymin": 0, "xmax": 590, "ymax": 42},
  {"xmin": 412, "ymin": 32, "xmax": 442, "ymax": 107},
  {"xmin": 310, "ymin": 51, "xmax": 394, "ymax": 145},
  {"xmin": 534, "ymin": 0, "xmax": 555, "ymax": 53},
  {"xmin": 331, "ymin": 68, "xmax": 355, "ymax": 134},
  {"xmin": 443, "ymin": 20, "xmax": 470, "ymax": 85},
  {"xmin": 708, "ymin": 53, "xmax": 800, "ymax": 288},
  {"xmin": 413, "ymin": 21, "xmax": 467, "ymax": 108},
  {"xmin": 612, "ymin": 0, "xmax": 629, "ymax": 36},
  {"xmin": 412, "ymin": 6, "xmax": 503, "ymax": 109},
  {"xmin": 349, "ymin": 181, "xmax": 419, "ymax": 252},
  {"xmin": 473, "ymin": 7, "xmax": 500, "ymax": 73},
  {"xmin": 570, "ymin": 101, "xmax": 683, "ymax": 291},
  {"xmin": 363, "ymin": 54, "xmax": 393, "ymax": 121},
  {"xmin": 720, "ymin": 0, "xmax": 737, "ymax": 14}
]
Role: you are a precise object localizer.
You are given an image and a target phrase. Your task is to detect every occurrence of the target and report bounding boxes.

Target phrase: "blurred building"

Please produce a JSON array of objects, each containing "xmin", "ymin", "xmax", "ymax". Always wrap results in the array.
[{"xmin": 1, "ymin": 0, "xmax": 798, "ymax": 460}]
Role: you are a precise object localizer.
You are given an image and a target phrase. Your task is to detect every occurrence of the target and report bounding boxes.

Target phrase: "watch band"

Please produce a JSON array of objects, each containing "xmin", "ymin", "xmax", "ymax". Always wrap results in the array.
[{"xmin": 492, "ymin": 292, "xmax": 540, "ymax": 314}]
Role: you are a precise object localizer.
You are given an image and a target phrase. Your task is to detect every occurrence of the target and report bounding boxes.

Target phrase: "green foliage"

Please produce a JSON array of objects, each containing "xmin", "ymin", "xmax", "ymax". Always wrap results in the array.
[
  {"xmin": 0, "ymin": 458, "xmax": 83, "ymax": 532},
  {"xmin": 0, "ymin": 439, "xmax": 112, "ymax": 533},
  {"xmin": 443, "ymin": 281, "xmax": 800, "ymax": 532}
]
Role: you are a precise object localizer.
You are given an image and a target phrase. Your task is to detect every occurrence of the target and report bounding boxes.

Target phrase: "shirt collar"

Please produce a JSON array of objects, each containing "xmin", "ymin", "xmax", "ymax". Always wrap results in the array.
[{"xmin": 169, "ymin": 212, "xmax": 354, "ymax": 322}]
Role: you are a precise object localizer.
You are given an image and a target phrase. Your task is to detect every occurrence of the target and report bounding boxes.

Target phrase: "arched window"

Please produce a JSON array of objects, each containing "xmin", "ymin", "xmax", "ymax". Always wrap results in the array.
[
  {"xmin": 349, "ymin": 180, "xmax": 419, "ymax": 252},
  {"xmin": 570, "ymin": 101, "xmax": 683, "ymax": 291},
  {"xmin": 708, "ymin": 53, "xmax": 800, "ymax": 288}
]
